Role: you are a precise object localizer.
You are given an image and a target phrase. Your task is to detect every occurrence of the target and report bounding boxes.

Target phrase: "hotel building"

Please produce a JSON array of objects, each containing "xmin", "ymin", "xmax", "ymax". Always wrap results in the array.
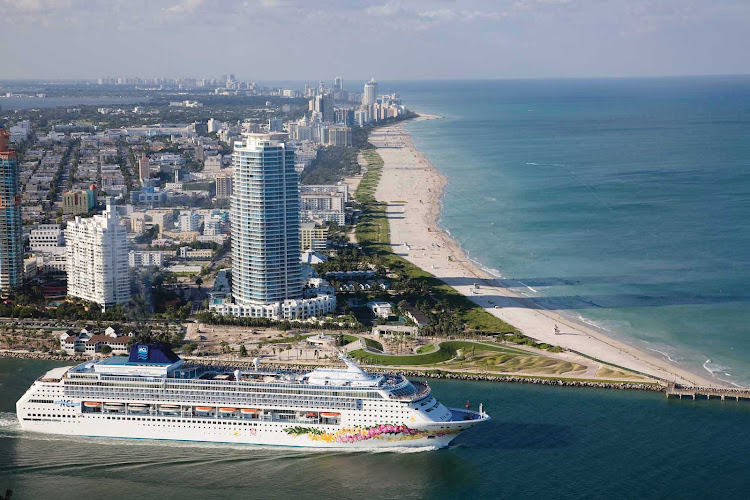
[{"xmin": 65, "ymin": 198, "xmax": 130, "ymax": 310}]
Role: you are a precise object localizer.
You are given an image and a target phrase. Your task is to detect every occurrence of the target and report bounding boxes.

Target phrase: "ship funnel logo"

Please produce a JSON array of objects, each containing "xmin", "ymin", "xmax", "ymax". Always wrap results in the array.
[{"xmin": 137, "ymin": 345, "xmax": 149, "ymax": 360}]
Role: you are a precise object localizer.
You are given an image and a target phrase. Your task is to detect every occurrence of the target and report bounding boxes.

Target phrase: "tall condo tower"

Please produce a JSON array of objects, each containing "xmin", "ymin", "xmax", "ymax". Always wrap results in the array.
[
  {"xmin": 0, "ymin": 125, "xmax": 23, "ymax": 292},
  {"xmin": 231, "ymin": 133, "xmax": 302, "ymax": 307},
  {"xmin": 334, "ymin": 76, "xmax": 343, "ymax": 91},
  {"xmin": 139, "ymin": 152, "xmax": 149, "ymax": 184},
  {"xmin": 65, "ymin": 198, "xmax": 130, "ymax": 310},
  {"xmin": 363, "ymin": 77, "xmax": 378, "ymax": 106}
]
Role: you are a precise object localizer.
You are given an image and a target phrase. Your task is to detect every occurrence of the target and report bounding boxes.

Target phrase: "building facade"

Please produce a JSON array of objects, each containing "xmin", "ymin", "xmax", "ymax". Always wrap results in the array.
[
  {"xmin": 363, "ymin": 77, "xmax": 378, "ymax": 106},
  {"xmin": 230, "ymin": 133, "xmax": 302, "ymax": 305},
  {"xmin": 215, "ymin": 174, "xmax": 233, "ymax": 199},
  {"xmin": 65, "ymin": 199, "xmax": 130, "ymax": 310},
  {"xmin": 214, "ymin": 133, "xmax": 335, "ymax": 320},
  {"xmin": 0, "ymin": 125, "xmax": 23, "ymax": 292}
]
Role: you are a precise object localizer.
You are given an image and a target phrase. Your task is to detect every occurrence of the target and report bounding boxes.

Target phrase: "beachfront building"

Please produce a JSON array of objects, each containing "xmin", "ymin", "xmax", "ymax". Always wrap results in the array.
[
  {"xmin": 65, "ymin": 198, "xmax": 130, "ymax": 310},
  {"xmin": 363, "ymin": 78, "xmax": 378, "ymax": 106},
  {"xmin": 0, "ymin": 125, "xmax": 23, "ymax": 292},
  {"xmin": 211, "ymin": 133, "xmax": 335, "ymax": 320}
]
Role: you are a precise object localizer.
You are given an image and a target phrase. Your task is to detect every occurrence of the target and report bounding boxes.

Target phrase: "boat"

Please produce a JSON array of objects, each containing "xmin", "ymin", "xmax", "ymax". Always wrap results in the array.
[{"xmin": 16, "ymin": 342, "xmax": 489, "ymax": 449}]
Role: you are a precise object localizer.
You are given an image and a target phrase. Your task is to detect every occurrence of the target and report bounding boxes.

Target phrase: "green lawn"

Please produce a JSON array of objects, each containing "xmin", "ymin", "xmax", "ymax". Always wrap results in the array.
[
  {"xmin": 364, "ymin": 337, "xmax": 384, "ymax": 351},
  {"xmin": 349, "ymin": 340, "xmax": 526, "ymax": 366}
]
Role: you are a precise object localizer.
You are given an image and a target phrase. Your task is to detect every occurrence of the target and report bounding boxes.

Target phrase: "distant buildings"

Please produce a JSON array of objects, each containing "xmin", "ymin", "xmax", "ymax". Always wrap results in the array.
[
  {"xmin": 0, "ymin": 125, "xmax": 23, "ymax": 292},
  {"xmin": 139, "ymin": 152, "xmax": 150, "ymax": 183},
  {"xmin": 215, "ymin": 174, "xmax": 233, "ymax": 199},
  {"xmin": 29, "ymin": 224, "xmax": 65, "ymax": 255},
  {"xmin": 363, "ymin": 77, "xmax": 378, "ymax": 106},
  {"xmin": 62, "ymin": 187, "xmax": 96, "ymax": 215},
  {"xmin": 300, "ymin": 184, "xmax": 348, "ymax": 225},
  {"xmin": 65, "ymin": 199, "xmax": 130, "ymax": 310},
  {"xmin": 300, "ymin": 222, "xmax": 328, "ymax": 252}
]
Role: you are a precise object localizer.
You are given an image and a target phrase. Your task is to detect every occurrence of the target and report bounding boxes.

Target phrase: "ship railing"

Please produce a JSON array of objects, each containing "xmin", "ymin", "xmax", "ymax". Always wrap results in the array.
[{"xmin": 389, "ymin": 381, "xmax": 430, "ymax": 401}]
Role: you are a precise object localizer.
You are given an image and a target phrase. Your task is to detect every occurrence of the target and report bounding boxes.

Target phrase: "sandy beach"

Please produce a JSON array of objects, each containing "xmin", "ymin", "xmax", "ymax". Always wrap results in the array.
[{"xmin": 372, "ymin": 116, "xmax": 717, "ymax": 387}]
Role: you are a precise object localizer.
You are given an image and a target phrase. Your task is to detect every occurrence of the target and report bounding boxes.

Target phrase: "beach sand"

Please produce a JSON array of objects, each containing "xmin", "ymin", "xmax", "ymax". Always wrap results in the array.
[{"xmin": 371, "ymin": 116, "xmax": 717, "ymax": 387}]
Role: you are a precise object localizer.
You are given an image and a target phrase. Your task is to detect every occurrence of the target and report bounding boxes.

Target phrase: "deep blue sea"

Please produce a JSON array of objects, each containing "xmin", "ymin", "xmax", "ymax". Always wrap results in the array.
[
  {"xmin": 375, "ymin": 77, "xmax": 750, "ymax": 387},
  {"xmin": 1, "ymin": 359, "xmax": 749, "ymax": 499}
]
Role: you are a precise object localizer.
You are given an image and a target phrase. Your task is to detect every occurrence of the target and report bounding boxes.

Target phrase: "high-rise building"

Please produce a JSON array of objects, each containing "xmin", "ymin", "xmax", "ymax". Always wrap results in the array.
[
  {"xmin": 333, "ymin": 76, "xmax": 343, "ymax": 91},
  {"xmin": 363, "ymin": 77, "xmax": 378, "ymax": 106},
  {"xmin": 139, "ymin": 152, "xmax": 150, "ymax": 184},
  {"xmin": 215, "ymin": 174, "xmax": 233, "ymax": 199},
  {"xmin": 65, "ymin": 198, "xmax": 130, "ymax": 310},
  {"xmin": 211, "ymin": 133, "xmax": 335, "ymax": 319},
  {"xmin": 231, "ymin": 133, "xmax": 302, "ymax": 305},
  {"xmin": 0, "ymin": 125, "xmax": 23, "ymax": 292},
  {"xmin": 314, "ymin": 94, "xmax": 335, "ymax": 123}
]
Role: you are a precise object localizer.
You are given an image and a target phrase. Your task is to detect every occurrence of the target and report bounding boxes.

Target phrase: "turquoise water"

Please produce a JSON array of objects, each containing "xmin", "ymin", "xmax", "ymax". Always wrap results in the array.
[
  {"xmin": 1, "ymin": 359, "xmax": 750, "ymax": 499},
  {"xmin": 388, "ymin": 77, "xmax": 750, "ymax": 386}
]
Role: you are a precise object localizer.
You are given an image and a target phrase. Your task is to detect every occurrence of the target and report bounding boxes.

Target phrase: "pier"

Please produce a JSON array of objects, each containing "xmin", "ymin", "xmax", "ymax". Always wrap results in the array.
[{"xmin": 665, "ymin": 384, "xmax": 750, "ymax": 402}]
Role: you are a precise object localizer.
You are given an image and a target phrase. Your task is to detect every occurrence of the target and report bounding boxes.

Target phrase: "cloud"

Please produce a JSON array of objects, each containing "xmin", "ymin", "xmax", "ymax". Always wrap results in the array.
[{"xmin": 163, "ymin": 0, "xmax": 204, "ymax": 15}]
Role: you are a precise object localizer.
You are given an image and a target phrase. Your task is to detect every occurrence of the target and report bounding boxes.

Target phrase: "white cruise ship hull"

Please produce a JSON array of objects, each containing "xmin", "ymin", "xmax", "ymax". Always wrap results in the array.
[
  {"xmin": 16, "ymin": 347, "xmax": 491, "ymax": 450},
  {"xmin": 17, "ymin": 403, "xmax": 483, "ymax": 449}
]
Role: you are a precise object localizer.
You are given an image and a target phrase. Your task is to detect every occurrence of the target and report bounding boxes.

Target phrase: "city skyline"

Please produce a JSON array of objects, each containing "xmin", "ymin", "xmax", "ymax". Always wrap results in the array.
[{"xmin": 1, "ymin": 1, "xmax": 749, "ymax": 80}]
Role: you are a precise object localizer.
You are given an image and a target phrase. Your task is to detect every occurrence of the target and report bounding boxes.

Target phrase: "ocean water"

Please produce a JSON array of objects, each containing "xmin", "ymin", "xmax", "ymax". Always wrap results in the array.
[
  {"xmin": 385, "ymin": 77, "xmax": 750, "ymax": 387},
  {"xmin": 1, "ymin": 359, "xmax": 750, "ymax": 499}
]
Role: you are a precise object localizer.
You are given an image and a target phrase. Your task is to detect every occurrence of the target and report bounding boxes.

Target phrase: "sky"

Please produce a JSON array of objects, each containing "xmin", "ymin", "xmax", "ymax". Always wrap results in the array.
[{"xmin": 1, "ymin": 0, "xmax": 749, "ymax": 81}]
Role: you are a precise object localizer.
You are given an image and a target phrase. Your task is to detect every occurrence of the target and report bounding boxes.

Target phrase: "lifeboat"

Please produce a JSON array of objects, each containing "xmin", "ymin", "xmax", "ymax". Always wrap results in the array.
[
  {"xmin": 160, "ymin": 405, "xmax": 180, "ymax": 413},
  {"xmin": 127, "ymin": 404, "xmax": 149, "ymax": 413},
  {"xmin": 240, "ymin": 408, "xmax": 261, "ymax": 414},
  {"xmin": 219, "ymin": 407, "xmax": 238, "ymax": 413},
  {"xmin": 320, "ymin": 412, "xmax": 340, "ymax": 418},
  {"xmin": 305, "ymin": 412, "xmax": 318, "ymax": 418},
  {"xmin": 196, "ymin": 406, "xmax": 215, "ymax": 412},
  {"xmin": 103, "ymin": 402, "xmax": 124, "ymax": 410},
  {"xmin": 83, "ymin": 402, "xmax": 101, "ymax": 408}
]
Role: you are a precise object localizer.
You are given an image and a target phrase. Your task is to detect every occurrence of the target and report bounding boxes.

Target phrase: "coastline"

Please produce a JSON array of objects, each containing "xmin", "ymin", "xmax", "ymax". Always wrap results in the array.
[{"xmin": 371, "ymin": 115, "xmax": 719, "ymax": 388}]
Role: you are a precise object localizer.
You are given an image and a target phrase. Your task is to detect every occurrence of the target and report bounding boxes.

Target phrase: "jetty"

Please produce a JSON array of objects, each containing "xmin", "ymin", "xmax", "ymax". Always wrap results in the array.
[{"xmin": 665, "ymin": 383, "xmax": 750, "ymax": 401}]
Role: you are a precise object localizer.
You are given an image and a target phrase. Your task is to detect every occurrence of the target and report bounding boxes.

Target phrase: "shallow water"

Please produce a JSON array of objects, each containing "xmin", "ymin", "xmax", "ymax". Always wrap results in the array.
[{"xmin": 385, "ymin": 76, "xmax": 750, "ymax": 386}]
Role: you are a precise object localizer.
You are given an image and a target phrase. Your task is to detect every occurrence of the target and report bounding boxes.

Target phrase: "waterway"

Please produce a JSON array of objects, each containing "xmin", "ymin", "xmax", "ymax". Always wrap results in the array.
[{"xmin": 1, "ymin": 359, "xmax": 749, "ymax": 499}]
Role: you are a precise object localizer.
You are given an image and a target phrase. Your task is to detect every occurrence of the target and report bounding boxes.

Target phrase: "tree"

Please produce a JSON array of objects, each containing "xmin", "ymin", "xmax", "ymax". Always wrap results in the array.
[
  {"xmin": 182, "ymin": 342, "xmax": 198, "ymax": 355},
  {"xmin": 239, "ymin": 344, "xmax": 248, "ymax": 357},
  {"xmin": 99, "ymin": 345, "xmax": 112, "ymax": 355}
]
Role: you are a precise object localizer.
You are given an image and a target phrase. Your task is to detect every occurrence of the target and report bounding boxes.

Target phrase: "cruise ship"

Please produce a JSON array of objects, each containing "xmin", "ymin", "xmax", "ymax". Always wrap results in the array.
[{"xmin": 16, "ymin": 342, "xmax": 489, "ymax": 449}]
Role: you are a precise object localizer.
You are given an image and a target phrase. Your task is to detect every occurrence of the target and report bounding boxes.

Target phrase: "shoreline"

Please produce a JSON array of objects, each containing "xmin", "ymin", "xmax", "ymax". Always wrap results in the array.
[{"xmin": 371, "ymin": 114, "xmax": 720, "ymax": 388}]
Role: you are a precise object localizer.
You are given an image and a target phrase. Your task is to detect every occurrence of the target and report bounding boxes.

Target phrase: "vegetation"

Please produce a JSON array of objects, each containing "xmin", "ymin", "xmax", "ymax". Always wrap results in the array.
[
  {"xmin": 349, "ymin": 340, "xmax": 522, "ymax": 366},
  {"xmin": 364, "ymin": 337, "xmax": 384, "ymax": 351},
  {"xmin": 300, "ymin": 145, "xmax": 360, "ymax": 185},
  {"xmin": 353, "ymin": 148, "xmax": 517, "ymax": 337}
]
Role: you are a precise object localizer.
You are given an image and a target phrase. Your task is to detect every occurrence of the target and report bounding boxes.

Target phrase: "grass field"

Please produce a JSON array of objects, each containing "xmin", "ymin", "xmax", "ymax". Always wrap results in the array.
[{"xmin": 349, "ymin": 340, "xmax": 528, "ymax": 366}]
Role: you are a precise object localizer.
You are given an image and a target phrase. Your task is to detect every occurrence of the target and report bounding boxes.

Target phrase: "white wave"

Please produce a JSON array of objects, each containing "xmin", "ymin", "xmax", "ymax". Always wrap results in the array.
[
  {"xmin": 525, "ymin": 162, "xmax": 538, "ymax": 165},
  {"xmin": 517, "ymin": 281, "xmax": 538, "ymax": 293},
  {"xmin": 645, "ymin": 347, "xmax": 679, "ymax": 364}
]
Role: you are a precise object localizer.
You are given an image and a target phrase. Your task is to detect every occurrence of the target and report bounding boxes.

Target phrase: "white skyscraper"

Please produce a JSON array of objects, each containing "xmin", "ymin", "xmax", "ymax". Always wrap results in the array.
[
  {"xmin": 212, "ymin": 133, "xmax": 335, "ymax": 319},
  {"xmin": 363, "ymin": 77, "xmax": 378, "ymax": 106},
  {"xmin": 65, "ymin": 198, "xmax": 130, "ymax": 310},
  {"xmin": 232, "ymin": 133, "xmax": 302, "ymax": 305}
]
